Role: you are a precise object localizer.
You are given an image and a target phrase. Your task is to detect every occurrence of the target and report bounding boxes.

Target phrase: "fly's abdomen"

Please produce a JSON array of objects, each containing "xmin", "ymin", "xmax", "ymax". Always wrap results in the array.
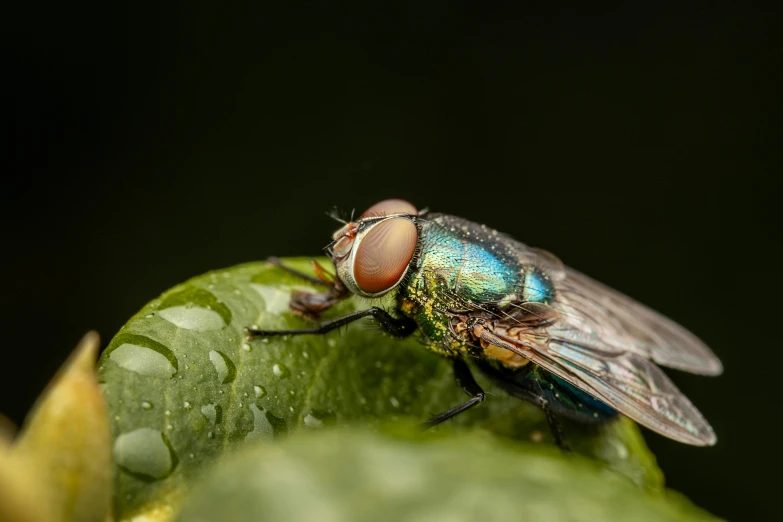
[
  {"xmin": 520, "ymin": 267, "xmax": 555, "ymax": 304},
  {"xmin": 537, "ymin": 372, "xmax": 617, "ymax": 422},
  {"xmin": 478, "ymin": 362, "xmax": 618, "ymax": 424}
]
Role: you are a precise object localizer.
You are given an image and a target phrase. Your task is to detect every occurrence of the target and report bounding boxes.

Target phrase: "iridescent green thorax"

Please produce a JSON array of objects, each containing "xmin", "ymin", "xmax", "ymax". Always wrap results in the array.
[
  {"xmin": 397, "ymin": 213, "xmax": 555, "ymax": 353},
  {"xmin": 393, "ymin": 214, "xmax": 616, "ymax": 423}
]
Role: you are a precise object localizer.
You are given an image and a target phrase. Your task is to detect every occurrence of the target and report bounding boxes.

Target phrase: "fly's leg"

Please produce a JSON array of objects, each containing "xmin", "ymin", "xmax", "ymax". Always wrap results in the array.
[
  {"xmin": 475, "ymin": 359, "xmax": 572, "ymax": 451},
  {"xmin": 245, "ymin": 307, "xmax": 417, "ymax": 339},
  {"xmin": 422, "ymin": 359, "xmax": 485, "ymax": 428},
  {"xmin": 267, "ymin": 257, "xmax": 331, "ymax": 287},
  {"xmin": 265, "ymin": 257, "xmax": 351, "ymax": 319},
  {"xmin": 469, "ymin": 317, "xmax": 572, "ymax": 451},
  {"xmin": 252, "ymin": 258, "xmax": 416, "ymax": 339},
  {"xmin": 540, "ymin": 397, "xmax": 570, "ymax": 451}
]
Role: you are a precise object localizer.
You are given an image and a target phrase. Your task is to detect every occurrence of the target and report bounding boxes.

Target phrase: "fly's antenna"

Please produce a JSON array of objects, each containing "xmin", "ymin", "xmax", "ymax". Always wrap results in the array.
[
  {"xmin": 350, "ymin": 208, "xmax": 356, "ymax": 222},
  {"xmin": 326, "ymin": 207, "xmax": 348, "ymax": 225},
  {"xmin": 323, "ymin": 237, "xmax": 339, "ymax": 253}
]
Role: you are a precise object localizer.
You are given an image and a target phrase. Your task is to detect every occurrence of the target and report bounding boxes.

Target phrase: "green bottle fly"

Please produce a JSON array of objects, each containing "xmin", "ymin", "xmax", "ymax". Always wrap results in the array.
[{"xmin": 248, "ymin": 199, "xmax": 722, "ymax": 448}]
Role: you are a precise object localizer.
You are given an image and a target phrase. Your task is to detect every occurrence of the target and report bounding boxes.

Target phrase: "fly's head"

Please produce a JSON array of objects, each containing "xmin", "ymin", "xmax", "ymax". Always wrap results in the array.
[{"xmin": 326, "ymin": 199, "xmax": 420, "ymax": 298}]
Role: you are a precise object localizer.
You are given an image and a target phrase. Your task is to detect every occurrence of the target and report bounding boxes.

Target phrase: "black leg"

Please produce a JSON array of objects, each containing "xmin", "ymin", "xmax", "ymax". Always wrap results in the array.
[
  {"xmin": 422, "ymin": 359, "xmax": 485, "ymax": 428},
  {"xmin": 246, "ymin": 307, "xmax": 417, "ymax": 339},
  {"xmin": 267, "ymin": 256, "xmax": 331, "ymax": 287},
  {"xmin": 473, "ymin": 360, "xmax": 572, "ymax": 451},
  {"xmin": 540, "ymin": 398, "xmax": 569, "ymax": 451}
]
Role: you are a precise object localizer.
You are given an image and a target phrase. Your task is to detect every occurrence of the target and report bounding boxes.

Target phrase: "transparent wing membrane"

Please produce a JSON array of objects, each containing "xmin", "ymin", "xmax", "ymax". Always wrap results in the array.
[
  {"xmin": 476, "ymin": 324, "xmax": 716, "ymax": 445},
  {"xmin": 468, "ymin": 245, "xmax": 721, "ymax": 445}
]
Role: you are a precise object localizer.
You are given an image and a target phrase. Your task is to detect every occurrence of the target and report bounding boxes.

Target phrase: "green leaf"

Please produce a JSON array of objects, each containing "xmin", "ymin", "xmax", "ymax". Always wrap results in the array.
[
  {"xmin": 99, "ymin": 259, "xmax": 663, "ymax": 521},
  {"xmin": 175, "ymin": 428, "xmax": 718, "ymax": 522}
]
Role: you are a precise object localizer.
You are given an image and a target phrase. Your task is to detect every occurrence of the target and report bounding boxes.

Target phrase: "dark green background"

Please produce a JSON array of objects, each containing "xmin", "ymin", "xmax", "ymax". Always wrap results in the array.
[{"xmin": 5, "ymin": 3, "xmax": 780, "ymax": 521}]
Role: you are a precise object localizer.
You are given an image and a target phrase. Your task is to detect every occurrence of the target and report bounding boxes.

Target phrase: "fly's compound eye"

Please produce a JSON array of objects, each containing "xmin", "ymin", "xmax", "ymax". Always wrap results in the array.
[
  {"xmin": 361, "ymin": 199, "xmax": 418, "ymax": 218},
  {"xmin": 354, "ymin": 218, "xmax": 418, "ymax": 294}
]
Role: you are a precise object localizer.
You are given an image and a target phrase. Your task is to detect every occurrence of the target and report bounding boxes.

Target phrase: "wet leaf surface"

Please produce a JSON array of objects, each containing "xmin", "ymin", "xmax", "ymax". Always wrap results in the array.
[
  {"xmin": 175, "ymin": 429, "xmax": 718, "ymax": 522},
  {"xmin": 99, "ymin": 259, "xmax": 664, "ymax": 520}
]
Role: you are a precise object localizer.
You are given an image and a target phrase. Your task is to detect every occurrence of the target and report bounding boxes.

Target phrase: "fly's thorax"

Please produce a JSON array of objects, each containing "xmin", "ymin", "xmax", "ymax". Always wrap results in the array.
[
  {"xmin": 396, "ymin": 271, "xmax": 454, "ymax": 344},
  {"xmin": 414, "ymin": 214, "xmax": 533, "ymax": 305},
  {"xmin": 396, "ymin": 214, "xmax": 559, "ymax": 356},
  {"xmin": 449, "ymin": 312, "xmax": 531, "ymax": 368}
]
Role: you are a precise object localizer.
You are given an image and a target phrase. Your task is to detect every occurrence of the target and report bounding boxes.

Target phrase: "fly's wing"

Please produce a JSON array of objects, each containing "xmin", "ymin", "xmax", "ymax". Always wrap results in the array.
[
  {"xmin": 473, "ymin": 245, "xmax": 721, "ymax": 445},
  {"xmin": 557, "ymin": 267, "xmax": 723, "ymax": 375},
  {"xmin": 476, "ymin": 323, "xmax": 717, "ymax": 445},
  {"xmin": 515, "ymin": 247, "xmax": 723, "ymax": 376}
]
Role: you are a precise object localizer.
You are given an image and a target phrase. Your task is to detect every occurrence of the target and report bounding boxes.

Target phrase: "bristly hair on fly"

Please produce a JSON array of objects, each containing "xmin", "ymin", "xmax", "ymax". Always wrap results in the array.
[
  {"xmin": 325, "ymin": 206, "xmax": 354, "ymax": 225},
  {"xmin": 323, "ymin": 206, "xmax": 355, "ymax": 257}
]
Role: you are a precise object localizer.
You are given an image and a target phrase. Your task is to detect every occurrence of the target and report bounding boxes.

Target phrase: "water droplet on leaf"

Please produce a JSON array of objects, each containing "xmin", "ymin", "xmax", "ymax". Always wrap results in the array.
[
  {"xmin": 245, "ymin": 405, "xmax": 275, "ymax": 442},
  {"xmin": 209, "ymin": 350, "xmax": 237, "ymax": 383},
  {"xmin": 109, "ymin": 340, "xmax": 178, "ymax": 378},
  {"xmin": 158, "ymin": 288, "xmax": 232, "ymax": 329},
  {"xmin": 303, "ymin": 412, "xmax": 324, "ymax": 429},
  {"xmin": 201, "ymin": 403, "xmax": 223, "ymax": 425},
  {"xmin": 158, "ymin": 306, "xmax": 226, "ymax": 331},
  {"xmin": 250, "ymin": 284, "xmax": 291, "ymax": 314},
  {"xmin": 114, "ymin": 428, "xmax": 178, "ymax": 481},
  {"xmin": 272, "ymin": 363, "xmax": 289, "ymax": 378}
]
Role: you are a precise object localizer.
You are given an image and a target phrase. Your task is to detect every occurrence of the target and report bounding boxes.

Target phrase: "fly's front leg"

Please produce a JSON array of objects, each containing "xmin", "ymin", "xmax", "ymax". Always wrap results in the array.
[
  {"xmin": 267, "ymin": 256, "xmax": 332, "ymax": 287},
  {"xmin": 266, "ymin": 257, "xmax": 350, "ymax": 320},
  {"xmin": 422, "ymin": 359, "xmax": 486, "ymax": 428},
  {"xmin": 245, "ymin": 307, "xmax": 417, "ymax": 340},
  {"xmin": 251, "ymin": 258, "xmax": 416, "ymax": 340}
]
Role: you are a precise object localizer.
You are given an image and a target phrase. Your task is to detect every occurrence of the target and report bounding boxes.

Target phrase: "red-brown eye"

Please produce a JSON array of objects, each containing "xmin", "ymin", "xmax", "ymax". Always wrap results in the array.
[
  {"xmin": 361, "ymin": 199, "xmax": 418, "ymax": 218},
  {"xmin": 354, "ymin": 218, "xmax": 418, "ymax": 294}
]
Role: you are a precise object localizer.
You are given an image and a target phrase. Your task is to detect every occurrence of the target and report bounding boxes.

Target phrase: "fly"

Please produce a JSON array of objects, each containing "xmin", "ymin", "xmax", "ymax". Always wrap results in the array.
[{"xmin": 246, "ymin": 199, "xmax": 722, "ymax": 448}]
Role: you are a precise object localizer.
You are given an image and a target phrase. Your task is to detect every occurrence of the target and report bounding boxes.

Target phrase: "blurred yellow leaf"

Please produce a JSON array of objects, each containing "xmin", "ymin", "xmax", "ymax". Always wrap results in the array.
[
  {"xmin": 13, "ymin": 331, "xmax": 112, "ymax": 522},
  {"xmin": 0, "ymin": 413, "xmax": 16, "ymax": 443},
  {"xmin": 0, "ymin": 435, "xmax": 51, "ymax": 522}
]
